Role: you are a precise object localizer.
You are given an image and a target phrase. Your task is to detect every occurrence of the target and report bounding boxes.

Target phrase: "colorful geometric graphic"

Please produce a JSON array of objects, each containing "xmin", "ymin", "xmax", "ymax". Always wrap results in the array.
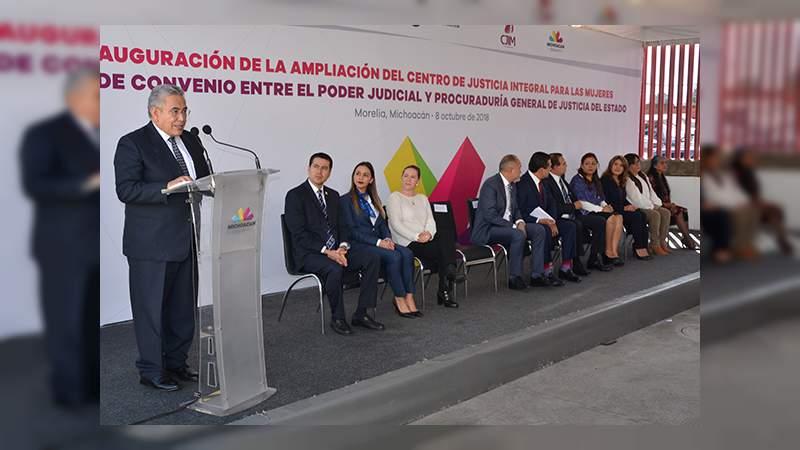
[
  {"xmin": 383, "ymin": 136, "xmax": 437, "ymax": 195},
  {"xmin": 429, "ymin": 137, "xmax": 486, "ymax": 242},
  {"xmin": 549, "ymin": 31, "xmax": 563, "ymax": 43},
  {"xmin": 231, "ymin": 207, "xmax": 254, "ymax": 222}
]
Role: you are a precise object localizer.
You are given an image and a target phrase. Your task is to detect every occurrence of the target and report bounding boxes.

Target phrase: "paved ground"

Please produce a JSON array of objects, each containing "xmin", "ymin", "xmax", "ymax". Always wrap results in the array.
[{"xmin": 412, "ymin": 307, "xmax": 699, "ymax": 425}]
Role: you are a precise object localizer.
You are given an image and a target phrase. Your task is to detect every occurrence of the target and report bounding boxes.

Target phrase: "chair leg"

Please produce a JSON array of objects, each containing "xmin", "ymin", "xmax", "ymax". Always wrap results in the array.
[{"xmin": 317, "ymin": 281, "xmax": 325, "ymax": 335}]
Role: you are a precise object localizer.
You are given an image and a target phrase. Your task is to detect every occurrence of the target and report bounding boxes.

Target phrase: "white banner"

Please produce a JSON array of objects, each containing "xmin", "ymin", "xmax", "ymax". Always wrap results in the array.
[{"xmin": 100, "ymin": 25, "xmax": 643, "ymax": 325}]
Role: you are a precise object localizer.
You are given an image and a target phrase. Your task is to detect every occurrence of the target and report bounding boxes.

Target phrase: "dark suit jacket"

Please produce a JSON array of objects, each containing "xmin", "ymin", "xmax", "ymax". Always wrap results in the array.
[
  {"xmin": 339, "ymin": 193, "xmax": 390, "ymax": 250},
  {"xmin": 516, "ymin": 172, "xmax": 557, "ymax": 224},
  {"xmin": 543, "ymin": 174, "xmax": 579, "ymax": 218},
  {"xmin": 600, "ymin": 175, "xmax": 631, "ymax": 213},
  {"xmin": 471, "ymin": 173, "xmax": 522, "ymax": 244},
  {"xmin": 284, "ymin": 180, "xmax": 346, "ymax": 269},
  {"xmin": 20, "ymin": 112, "xmax": 99, "ymax": 264},
  {"xmin": 114, "ymin": 122, "xmax": 210, "ymax": 261}
]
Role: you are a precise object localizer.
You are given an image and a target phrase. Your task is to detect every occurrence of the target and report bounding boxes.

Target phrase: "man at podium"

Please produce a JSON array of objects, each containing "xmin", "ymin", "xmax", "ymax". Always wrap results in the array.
[
  {"xmin": 113, "ymin": 84, "xmax": 210, "ymax": 391},
  {"xmin": 284, "ymin": 153, "xmax": 386, "ymax": 336}
]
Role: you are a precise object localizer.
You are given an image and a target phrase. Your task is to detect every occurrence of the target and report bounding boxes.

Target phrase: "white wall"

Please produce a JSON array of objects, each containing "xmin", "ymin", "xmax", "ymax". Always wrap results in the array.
[{"xmin": 100, "ymin": 25, "xmax": 648, "ymax": 325}]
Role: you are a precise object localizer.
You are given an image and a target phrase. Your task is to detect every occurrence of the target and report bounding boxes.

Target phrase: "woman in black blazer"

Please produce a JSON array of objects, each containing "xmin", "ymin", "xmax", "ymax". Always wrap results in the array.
[
  {"xmin": 600, "ymin": 156, "xmax": 652, "ymax": 260},
  {"xmin": 340, "ymin": 162, "xmax": 420, "ymax": 317}
]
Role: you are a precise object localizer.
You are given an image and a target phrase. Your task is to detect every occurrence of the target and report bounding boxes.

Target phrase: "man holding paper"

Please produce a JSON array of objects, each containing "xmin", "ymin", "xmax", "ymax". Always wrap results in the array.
[
  {"xmin": 470, "ymin": 154, "xmax": 547, "ymax": 291},
  {"xmin": 517, "ymin": 152, "xmax": 580, "ymax": 285}
]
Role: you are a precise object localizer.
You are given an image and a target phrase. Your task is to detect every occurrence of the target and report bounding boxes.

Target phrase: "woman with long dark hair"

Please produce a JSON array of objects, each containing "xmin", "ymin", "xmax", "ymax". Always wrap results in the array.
[
  {"xmin": 600, "ymin": 156, "xmax": 652, "ymax": 260},
  {"xmin": 340, "ymin": 162, "xmax": 420, "ymax": 318},
  {"xmin": 569, "ymin": 152, "xmax": 622, "ymax": 268},
  {"xmin": 624, "ymin": 153, "xmax": 672, "ymax": 256},
  {"xmin": 646, "ymin": 155, "xmax": 696, "ymax": 249}
]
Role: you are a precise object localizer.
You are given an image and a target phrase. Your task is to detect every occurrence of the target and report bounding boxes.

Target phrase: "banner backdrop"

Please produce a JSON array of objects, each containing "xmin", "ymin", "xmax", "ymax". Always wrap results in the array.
[{"xmin": 100, "ymin": 25, "xmax": 643, "ymax": 325}]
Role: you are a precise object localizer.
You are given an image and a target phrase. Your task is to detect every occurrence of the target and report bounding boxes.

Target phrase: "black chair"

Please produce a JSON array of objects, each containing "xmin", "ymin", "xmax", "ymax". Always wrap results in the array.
[
  {"xmin": 465, "ymin": 198, "xmax": 511, "ymax": 288},
  {"xmin": 431, "ymin": 200, "xmax": 502, "ymax": 299},
  {"xmin": 278, "ymin": 214, "xmax": 326, "ymax": 334}
]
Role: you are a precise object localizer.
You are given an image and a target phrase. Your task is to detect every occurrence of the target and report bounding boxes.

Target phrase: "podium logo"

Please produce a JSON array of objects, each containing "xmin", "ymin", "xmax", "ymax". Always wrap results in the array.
[
  {"xmin": 546, "ymin": 31, "xmax": 565, "ymax": 50},
  {"xmin": 228, "ymin": 207, "xmax": 256, "ymax": 229}
]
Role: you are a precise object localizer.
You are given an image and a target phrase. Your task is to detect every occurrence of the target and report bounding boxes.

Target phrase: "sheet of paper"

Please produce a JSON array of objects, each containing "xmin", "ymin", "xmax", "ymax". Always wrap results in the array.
[{"xmin": 530, "ymin": 207, "xmax": 554, "ymax": 221}]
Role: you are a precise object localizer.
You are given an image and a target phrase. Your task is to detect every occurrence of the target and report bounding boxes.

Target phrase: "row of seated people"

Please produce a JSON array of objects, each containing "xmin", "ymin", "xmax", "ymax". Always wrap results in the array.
[{"xmin": 284, "ymin": 151, "xmax": 692, "ymax": 336}]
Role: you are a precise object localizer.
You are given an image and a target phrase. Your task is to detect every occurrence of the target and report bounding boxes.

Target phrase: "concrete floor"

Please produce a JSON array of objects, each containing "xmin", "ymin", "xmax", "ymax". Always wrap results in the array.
[{"xmin": 412, "ymin": 307, "xmax": 699, "ymax": 425}]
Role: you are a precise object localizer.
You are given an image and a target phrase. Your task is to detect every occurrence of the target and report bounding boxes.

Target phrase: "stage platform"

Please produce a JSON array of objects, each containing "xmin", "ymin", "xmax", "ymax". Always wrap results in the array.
[{"xmin": 100, "ymin": 249, "xmax": 700, "ymax": 425}]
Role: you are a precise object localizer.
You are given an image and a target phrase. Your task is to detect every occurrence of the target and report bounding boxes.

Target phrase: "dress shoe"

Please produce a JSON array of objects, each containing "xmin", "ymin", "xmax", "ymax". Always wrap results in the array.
[
  {"xmin": 546, "ymin": 273, "xmax": 565, "ymax": 287},
  {"xmin": 140, "ymin": 375, "xmax": 180, "ymax": 392},
  {"xmin": 393, "ymin": 300, "xmax": 416, "ymax": 318},
  {"xmin": 351, "ymin": 314, "xmax": 385, "ymax": 331},
  {"xmin": 587, "ymin": 259, "xmax": 613, "ymax": 271},
  {"xmin": 604, "ymin": 254, "xmax": 624, "ymax": 266},
  {"xmin": 559, "ymin": 269, "xmax": 582, "ymax": 283},
  {"xmin": 529, "ymin": 275, "xmax": 550, "ymax": 287},
  {"xmin": 682, "ymin": 236, "xmax": 697, "ymax": 250},
  {"xmin": 509, "ymin": 276, "xmax": 527, "ymax": 290},
  {"xmin": 650, "ymin": 245, "xmax": 668, "ymax": 256},
  {"xmin": 437, "ymin": 290, "xmax": 459, "ymax": 308},
  {"xmin": 573, "ymin": 264, "xmax": 590, "ymax": 276},
  {"xmin": 634, "ymin": 252, "xmax": 654, "ymax": 261},
  {"xmin": 330, "ymin": 319, "xmax": 353, "ymax": 335},
  {"xmin": 167, "ymin": 366, "xmax": 198, "ymax": 382}
]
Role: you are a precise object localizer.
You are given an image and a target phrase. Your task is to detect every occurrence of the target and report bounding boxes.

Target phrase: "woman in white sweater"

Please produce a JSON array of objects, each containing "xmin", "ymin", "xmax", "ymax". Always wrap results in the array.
[
  {"xmin": 624, "ymin": 153, "xmax": 672, "ymax": 255},
  {"xmin": 387, "ymin": 165, "xmax": 461, "ymax": 308}
]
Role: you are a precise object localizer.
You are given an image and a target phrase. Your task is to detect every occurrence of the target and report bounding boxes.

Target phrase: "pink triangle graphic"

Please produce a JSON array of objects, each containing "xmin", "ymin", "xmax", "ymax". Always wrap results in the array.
[{"xmin": 429, "ymin": 137, "xmax": 486, "ymax": 241}]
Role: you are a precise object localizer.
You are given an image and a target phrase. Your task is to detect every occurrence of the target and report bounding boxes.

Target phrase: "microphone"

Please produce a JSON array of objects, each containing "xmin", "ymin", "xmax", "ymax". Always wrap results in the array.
[
  {"xmin": 201, "ymin": 125, "xmax": 261, "ymax": 170},
  {"xmin": 189, "ymin": 127, "xmax": 215, "ymax": 175}
]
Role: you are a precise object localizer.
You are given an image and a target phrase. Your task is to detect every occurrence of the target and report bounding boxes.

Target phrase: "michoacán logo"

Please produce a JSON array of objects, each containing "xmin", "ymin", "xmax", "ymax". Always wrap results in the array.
[
  {"xmin": 546, "ymin": 31, "xmax": 565, "ymax": 50},
  {"xmin": 228, "ymin": 207, "xmax": 256, "ymax": 229}
]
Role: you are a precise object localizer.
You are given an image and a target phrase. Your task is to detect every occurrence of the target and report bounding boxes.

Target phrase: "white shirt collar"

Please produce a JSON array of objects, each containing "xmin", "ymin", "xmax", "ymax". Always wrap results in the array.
[
  {"xmin": 499, "ymin": 172, "xmax": 512, "ymax": 187},
  {"xmin": 152, "ymin": 121, "xmax": 180, "ymax": 144},
  {"xmin": 529, "ymin": 171, "xmax": 543, "ymax": 188},
  {"xmin": 308, "ymin": 178, "xmax": 324, "ymax": 193},
  {"xmin": 550, "ymin": 172, "xmax": 562, "ymax": 184}
]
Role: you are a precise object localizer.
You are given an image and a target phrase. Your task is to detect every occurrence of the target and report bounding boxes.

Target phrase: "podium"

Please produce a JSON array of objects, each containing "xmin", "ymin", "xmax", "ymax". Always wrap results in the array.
[{"xmin": 162, "ymin": 169, "xmax": 278, "ymax": 416}]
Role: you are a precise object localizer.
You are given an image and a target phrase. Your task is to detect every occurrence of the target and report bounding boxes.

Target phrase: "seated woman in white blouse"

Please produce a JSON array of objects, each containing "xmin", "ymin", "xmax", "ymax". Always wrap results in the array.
[
  {"xmin": 387, "ymin": 165, "xmax": 462, "ymax": 308},
  {"xmin": 624, "ymin": 153, "xmax": 672, "ymax": 256}
]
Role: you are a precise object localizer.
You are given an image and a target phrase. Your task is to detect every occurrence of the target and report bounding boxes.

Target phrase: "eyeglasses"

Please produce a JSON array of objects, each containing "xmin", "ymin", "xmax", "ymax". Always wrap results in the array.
[{"xmin": 161, "ymin": 107, "xmax": 190, "ymax": 118}]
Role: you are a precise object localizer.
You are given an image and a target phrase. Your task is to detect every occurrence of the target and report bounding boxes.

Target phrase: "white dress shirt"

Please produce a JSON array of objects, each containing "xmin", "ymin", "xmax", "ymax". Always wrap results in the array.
[
  {"xmin": 550, "ymin": 173, "xmax": 572, "ymax": 219},
  {"xmin": 153, "ymin": 122, "xmax": 196, "ymax": 179},
  {"xmin": 528, "ymin": 171, "xmax": 548, "ymax": 223},
  {"xmin": 500, "ymin": 173, "xmax": 525, "ymax": 227}
]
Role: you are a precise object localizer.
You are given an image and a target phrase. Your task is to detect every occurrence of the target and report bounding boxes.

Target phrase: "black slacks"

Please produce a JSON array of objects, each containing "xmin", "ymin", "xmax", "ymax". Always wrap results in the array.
[
  {"xmin": 38, "ymin": 257, "xmax": 99, "ymax": 404},
  {"xmin": 301, "ymin": 248, "xmax": 380, "ymax": 321},
  {"xmin": 407, "ymin": 234, "xmax": 456, "ymax": 290},
  {"xmin": 128, "ymin": 256, "xmax": 195, "ymax": 379}
]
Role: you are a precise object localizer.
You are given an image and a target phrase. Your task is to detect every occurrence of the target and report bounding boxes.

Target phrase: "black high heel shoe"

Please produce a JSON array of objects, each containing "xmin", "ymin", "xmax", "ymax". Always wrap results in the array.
[
  {"xmin": 437, "ymin": 289, "xmax": 459, "ymax": 308},
  {"xmin": 394, "ymin": 300, "xmax": 415, "ymax": 318}
]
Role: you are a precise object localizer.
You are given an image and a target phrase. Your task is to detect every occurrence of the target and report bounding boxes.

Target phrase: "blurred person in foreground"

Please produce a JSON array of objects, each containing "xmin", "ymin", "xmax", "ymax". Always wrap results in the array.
[
  {"xmin": 114, "ymin": 84, "xmax": 210, "ymax": 391},
  {"xmin": 732, "ymin": 147, "xmax": 794, "ymax": 256},
  {"xmin": 701, "ymin": 145, "xmax": 759, "ymax": 262},
  {"xmin": 19, "ymin": 68, "xmax": 100, "ymax": 408}
]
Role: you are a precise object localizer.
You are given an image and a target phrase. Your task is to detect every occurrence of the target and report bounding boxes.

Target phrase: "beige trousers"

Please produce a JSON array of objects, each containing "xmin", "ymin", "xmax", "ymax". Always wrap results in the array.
[{"xmin": 640, "ymin": 207, "xmax": 671, "ymax": 246}]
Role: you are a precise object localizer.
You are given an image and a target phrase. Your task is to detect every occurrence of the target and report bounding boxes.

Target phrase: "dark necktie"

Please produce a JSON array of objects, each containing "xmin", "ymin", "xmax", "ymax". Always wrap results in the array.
[
  {"xmin": 317, "ymin": 189, "xmax": 336, "ymax": 249},
  {"xmin": 559, "ymin": 177, "xmax": 571, "ymax": 203},
  {"xmin": 168, "ymin": 137, "xmax": 190, "ymax": 177}
]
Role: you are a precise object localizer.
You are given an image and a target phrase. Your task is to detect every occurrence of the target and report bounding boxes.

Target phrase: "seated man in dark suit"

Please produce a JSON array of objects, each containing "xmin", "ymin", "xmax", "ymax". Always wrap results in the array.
[
  {"xmin": 470, "ymin": 154, "xmax": 547, "ymax": 290},
  {"xmin": 516, "ymin": 152, "xmax": 576, "ymax": 285},
  {"xmin": 284, "ymin": 153, "xmax": 385, "ymax": 335},
  {"xmin": 543, "ymin": 153, "xmax": 611, "ymax": 274}
]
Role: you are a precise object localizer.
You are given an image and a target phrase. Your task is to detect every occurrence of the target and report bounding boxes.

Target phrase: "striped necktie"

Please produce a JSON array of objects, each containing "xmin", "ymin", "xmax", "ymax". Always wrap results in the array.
[
  {"xmin": 317, "ymin": 189, "xmax": 336, "ymax": 249},
  {"xmin": 168, "ymin": 137, "xmax": 190, "ymax": 177}
]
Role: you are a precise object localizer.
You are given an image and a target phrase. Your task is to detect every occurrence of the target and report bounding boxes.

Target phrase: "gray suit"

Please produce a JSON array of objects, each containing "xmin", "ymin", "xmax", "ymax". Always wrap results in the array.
[{"xmin": 471, "ymin": 173, "xmax": 545, "ymax": 279}]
